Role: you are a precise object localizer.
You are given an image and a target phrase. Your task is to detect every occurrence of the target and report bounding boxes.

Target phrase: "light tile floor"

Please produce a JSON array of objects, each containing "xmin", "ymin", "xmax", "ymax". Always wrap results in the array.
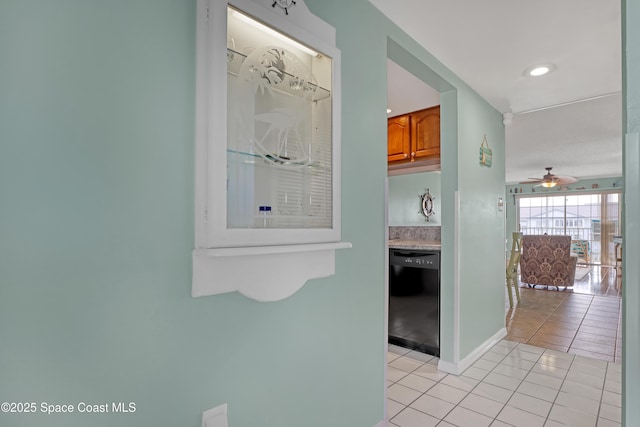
[{"xmin": 385, "ymin": 340, "xmax": 622, "ymax": 427}]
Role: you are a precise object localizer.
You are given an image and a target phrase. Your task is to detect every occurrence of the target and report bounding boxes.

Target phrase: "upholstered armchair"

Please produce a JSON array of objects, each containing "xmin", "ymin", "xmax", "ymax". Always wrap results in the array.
[{"xmin": 519, "ymin": 235, "xmax": 578, "ymax": 290}]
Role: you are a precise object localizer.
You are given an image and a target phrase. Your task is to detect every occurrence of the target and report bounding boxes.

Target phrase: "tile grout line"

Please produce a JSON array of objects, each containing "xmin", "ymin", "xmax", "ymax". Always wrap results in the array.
[
  {"xmin": 601, "ymin": 362, "xmax": 616, "ymax": 422},
  {"xmin": 565, "ymin": 294, "xmax": 593, "ymax": 353}
]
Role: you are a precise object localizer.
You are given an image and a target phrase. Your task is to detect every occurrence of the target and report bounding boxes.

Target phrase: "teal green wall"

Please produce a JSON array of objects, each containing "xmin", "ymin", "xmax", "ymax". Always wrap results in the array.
[
  {"xmin": 0, "ymin": 0, "xmax": 507, "ymax": 426},
  {"xmin": 622, "ymin": 0, "xmax": 640, "ymax": 425},
  {"xmin": 388, "ymin": 172, "xmax": 441, "ymax": 225},
  {"xmin": 455, "ymin": 92, "xmax": 506, "ymax": 357},
  {"xmin": 505, "ymin": 177, "xmax": 624, "ymax": 248}
]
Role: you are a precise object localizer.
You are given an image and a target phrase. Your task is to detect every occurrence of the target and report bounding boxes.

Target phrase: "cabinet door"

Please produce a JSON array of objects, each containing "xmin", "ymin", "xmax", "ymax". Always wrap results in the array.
[
  {"xmin": 411, "ymin": 106, "xmax": 440, "ymax": 160},
  {"xmin": 387, "ymin": 115, "xmax": 411, "ymax": 162}
]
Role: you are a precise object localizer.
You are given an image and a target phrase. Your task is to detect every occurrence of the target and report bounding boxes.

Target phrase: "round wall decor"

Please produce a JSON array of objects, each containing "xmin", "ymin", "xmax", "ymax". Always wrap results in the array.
[{"xmin": 419, "ymin": 188, "xmax": 435, "ymax": 222}]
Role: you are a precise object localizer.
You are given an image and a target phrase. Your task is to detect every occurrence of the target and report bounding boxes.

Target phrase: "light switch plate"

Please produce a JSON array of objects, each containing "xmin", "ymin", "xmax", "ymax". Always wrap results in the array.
[{"xmin": 202, "ymin": 403, "xmax": 228, "ymax": 427}]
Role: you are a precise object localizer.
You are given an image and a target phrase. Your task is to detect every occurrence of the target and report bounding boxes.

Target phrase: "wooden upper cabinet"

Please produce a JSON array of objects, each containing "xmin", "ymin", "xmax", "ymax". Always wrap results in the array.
[
  {"xmin": 387, "ymin": 106, "xmax": 440, "ymax": 166},
  {"xmin": 387, "ymin": 115, "xmax": 411, "ymax": 162},
  {"xmin": 411, "ymin": 106, "xmax": 440, "ymax": 160}
]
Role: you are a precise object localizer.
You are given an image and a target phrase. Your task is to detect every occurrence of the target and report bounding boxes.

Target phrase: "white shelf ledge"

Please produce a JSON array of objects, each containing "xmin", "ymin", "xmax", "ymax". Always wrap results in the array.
[
  {"xmin": 192, "ymin": 241, "xmax": 352, "ymax": 301},
  {"xmin": 195, "ymin": 241, "xmax": 352, "ymax": 257}
]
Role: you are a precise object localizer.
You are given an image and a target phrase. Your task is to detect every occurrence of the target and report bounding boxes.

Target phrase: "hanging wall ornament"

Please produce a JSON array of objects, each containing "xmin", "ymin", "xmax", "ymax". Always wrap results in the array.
[
  {"xmin": 479, "ymin": 134, "xmax": 492, "ymax": 167},
  {"xmin": 272, "ymin": 0, "xmax": 296, "ymax": 15},
  {"xmin": 419, "ymin": 188, "xmax": 435, "ymax": 222}
]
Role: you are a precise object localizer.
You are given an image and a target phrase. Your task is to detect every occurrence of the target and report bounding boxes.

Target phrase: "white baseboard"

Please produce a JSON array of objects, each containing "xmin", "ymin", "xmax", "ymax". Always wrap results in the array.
[
  {"xmin": 438, "ymin": 328, "xmax": 507, "ymax": 375},
  {"xmin": 374, "ymin": 420, "xmax": 392, "ymax": 427}
]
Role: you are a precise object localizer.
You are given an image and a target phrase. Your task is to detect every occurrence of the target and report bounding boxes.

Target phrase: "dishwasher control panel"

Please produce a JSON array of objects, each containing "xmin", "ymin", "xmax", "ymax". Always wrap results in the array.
[{"xmin": 390, "ymin": 250, "xmax": 440, "ymax": 269}]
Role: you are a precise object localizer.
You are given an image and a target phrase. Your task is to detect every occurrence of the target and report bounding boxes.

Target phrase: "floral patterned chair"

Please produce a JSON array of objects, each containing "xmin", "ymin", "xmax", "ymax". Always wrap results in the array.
[{"xmin": 519, "ymin": 235, "xmax": 578, "ymax": 290}]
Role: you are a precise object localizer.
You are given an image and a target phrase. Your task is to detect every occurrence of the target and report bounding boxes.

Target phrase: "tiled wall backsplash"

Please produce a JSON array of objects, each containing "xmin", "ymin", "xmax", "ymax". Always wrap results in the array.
[{"xmin": 389, "ymin": 226, "xmax": 441, "ymax": 241}]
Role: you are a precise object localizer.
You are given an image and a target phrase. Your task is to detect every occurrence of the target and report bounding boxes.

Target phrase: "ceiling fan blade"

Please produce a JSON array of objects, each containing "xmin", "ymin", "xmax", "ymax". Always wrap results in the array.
[
  {"xmin": 519, "ymin": 179, "xmax": 542, "ymax": 184},
  {"xmin": 521, "ymin": 168, "xmax": 579, "ymax": 187},
  {"xmin": 555, "ymin": 175, "xmax": 579, "ymax": 185}
]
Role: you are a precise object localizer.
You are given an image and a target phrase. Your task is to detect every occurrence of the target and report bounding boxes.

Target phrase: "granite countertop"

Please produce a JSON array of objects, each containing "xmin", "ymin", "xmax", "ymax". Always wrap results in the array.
[{"xmin": 388, "ymin": 240, "xmax": 441, "ymax": 250}]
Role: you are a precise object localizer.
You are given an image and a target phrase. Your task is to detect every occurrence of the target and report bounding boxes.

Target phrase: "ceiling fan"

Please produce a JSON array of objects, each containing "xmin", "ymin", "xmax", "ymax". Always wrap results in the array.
[{"xmin": 520, "ymin": 167, "xmax": 578, "ymax": 188}]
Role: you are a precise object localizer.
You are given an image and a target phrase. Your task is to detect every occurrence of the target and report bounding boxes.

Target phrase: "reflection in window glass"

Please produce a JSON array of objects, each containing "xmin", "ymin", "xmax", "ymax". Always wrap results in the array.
[{"xmin": 226, "ymin": 7, "xmax": 333, "ymax": 229}]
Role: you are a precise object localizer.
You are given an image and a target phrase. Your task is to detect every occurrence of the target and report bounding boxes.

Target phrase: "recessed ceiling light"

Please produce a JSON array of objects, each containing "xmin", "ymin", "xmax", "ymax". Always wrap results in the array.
[
  {"xmin": 524, "ymin": 64, "xmax": 556, "ymax": 77},
  {"xmin": 530, "ymin": 66, "xmax": 549, "ymax": 76}
]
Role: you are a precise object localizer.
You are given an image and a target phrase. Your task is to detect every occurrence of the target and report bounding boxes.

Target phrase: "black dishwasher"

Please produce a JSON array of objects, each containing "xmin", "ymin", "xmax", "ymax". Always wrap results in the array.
[{"xmin": 388, "ymin": 249, "xmax": 440, "ymax": 356}]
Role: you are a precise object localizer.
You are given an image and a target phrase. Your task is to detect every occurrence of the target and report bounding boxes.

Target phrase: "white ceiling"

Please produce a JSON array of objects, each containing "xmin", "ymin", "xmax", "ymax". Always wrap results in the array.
[
  {"xmin": 387, "ymin": 59, "xmax": 440, "ymax": 117},
  {"xmin": 373, "ymin": 0, "xmax": 622, "ymax": 184}
]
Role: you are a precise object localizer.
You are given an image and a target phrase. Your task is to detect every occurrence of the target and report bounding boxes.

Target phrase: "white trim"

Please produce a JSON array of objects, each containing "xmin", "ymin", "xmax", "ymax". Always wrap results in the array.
[
  {"xmin": 202, "ymin": 403, "xmax": 228, "ymax": 427},
  {"xmin": 382, "ymin": 177, "xmax": 390, "ymax": 422},
  {"xmin": 623, "ymin": 132, "xmax": 639, "ymax": 418},
  {"xmin": 194, "ymin": 0, "xmax": 211, "ymax": 248},
  {"xmin": 438, "ymin": 327, "xmax": 507, "ymax": 375},
  {"xmin": 192, "ymin": 243, "xmax": 351, "ymax": 301},
  {"xmin": 374, "ymin": 421, "xmax": 392, "ymax": 427},
  {"xmin": 194, "ymin": 241, "xmax": 351, "ymax": 257},
  {"xmin": 453, "ymin": 190, "xmax": 460, "ymax": 363}
]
